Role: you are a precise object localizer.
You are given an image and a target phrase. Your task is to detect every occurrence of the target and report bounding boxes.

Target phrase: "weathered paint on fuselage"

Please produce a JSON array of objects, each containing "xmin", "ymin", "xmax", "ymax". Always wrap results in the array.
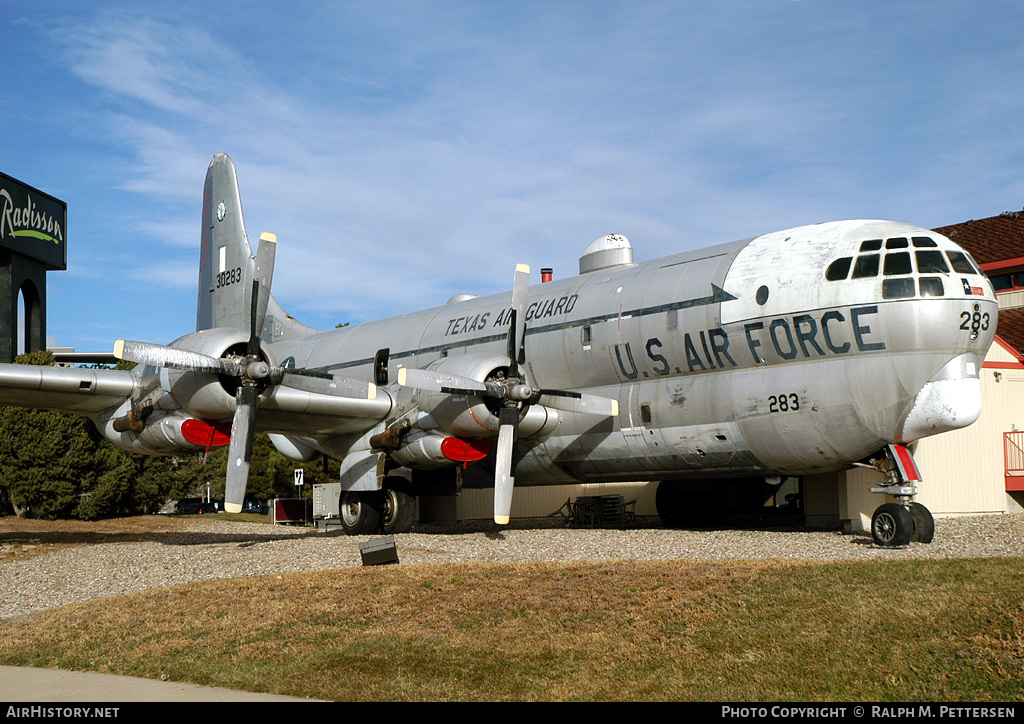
[{"xmin": 265, "ymin": 220, "xmax": 997, "ymax": 487}]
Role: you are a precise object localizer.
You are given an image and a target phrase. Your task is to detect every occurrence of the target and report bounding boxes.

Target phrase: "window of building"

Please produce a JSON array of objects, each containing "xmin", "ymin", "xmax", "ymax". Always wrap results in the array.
[{"xmin": 991, "ymin": 271, "xmax": 1024, "ymax": 291}]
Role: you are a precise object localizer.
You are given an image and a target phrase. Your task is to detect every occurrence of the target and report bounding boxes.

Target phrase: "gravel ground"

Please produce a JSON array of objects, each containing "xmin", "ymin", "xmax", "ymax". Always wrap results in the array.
[{"xmin": 1, "ymin": 513, "xmax": 1023, "ymax": 619}]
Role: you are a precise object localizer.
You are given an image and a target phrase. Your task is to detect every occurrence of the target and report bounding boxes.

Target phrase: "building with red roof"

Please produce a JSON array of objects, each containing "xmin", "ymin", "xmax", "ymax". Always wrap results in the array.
[{"xmin": 935, "ymin": 211, "xmax": 1024, "ymax": 360}]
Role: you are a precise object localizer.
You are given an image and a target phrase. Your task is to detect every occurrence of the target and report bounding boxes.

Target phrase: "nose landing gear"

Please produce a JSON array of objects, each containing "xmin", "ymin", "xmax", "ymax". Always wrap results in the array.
[
  {"xmin": 857, "ymin": 444, "xmax": 934, "ymax": 547},
  {"xmin": 870, "ymin": 501, "xmax": 933, "ymax": 547}
]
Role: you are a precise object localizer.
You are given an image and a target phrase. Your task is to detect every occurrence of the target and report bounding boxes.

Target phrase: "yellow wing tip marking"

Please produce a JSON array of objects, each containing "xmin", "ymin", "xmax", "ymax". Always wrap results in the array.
[
  {"xmin": 112, "ymin": 340, "xmax": 125, "ymax": 360},
  {"xmin": 259, "ymin": 232, "xmax": 277, "ymax": 243}
]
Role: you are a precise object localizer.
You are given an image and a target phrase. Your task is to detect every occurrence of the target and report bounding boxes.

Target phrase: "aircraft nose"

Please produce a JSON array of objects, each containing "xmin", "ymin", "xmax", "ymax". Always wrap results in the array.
[{"xmin": 898, "ymin": 376, "xmax": 982, "ymax": 442}]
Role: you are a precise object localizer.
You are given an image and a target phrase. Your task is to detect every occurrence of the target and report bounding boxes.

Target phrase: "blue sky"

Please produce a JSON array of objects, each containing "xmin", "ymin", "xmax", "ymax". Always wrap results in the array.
[{"xmin": 3, "ymin": 1, "xmax": 1024, "ymax": 352}]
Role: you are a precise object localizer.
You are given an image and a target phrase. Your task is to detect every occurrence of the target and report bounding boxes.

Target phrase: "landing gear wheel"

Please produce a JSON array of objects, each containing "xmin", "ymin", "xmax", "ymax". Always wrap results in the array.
[
  {"xmin": 655, "ymin": 481, "xmax": 686, "ymax": 528},
  {"xmin": 380, "ymin": 484, "xmax": 416, "ymax": 535},
  {"xmin": 871, "ymin": 503, "xmax": 914, "ymax": 547},
  {"xmin": 655, "ymin": 480, "xmax": 722, "ymax": 528},
  {"xmin": 909, "ymin": 503, "xmax": 934, "ymax": 544},
  {"xmin": 340, "ymin": 491, "xmax": 381, "ymax": 536}
]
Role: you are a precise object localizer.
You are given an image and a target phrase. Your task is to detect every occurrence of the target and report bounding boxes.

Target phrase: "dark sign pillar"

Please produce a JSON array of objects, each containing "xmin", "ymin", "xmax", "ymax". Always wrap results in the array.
[{"xmin": 0, "ymin": 173, "xmax": 66, "ymax": 363}]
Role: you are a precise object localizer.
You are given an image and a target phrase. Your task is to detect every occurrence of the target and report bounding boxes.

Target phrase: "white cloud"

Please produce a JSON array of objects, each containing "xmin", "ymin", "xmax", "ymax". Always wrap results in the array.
[{"xmin": 7, "ymin": 1, "xmax": 1024, "ymax": 348}]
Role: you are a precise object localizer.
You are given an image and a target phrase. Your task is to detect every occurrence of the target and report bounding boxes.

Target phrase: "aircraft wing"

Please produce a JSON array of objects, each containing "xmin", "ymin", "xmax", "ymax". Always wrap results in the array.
[
  {"xmin": 252, "ymin": 384, "xmax": 394, "ymax": 436},
  {"xmin": 0, "ymin": 363, "xmax": 138, "ymax": 415}
]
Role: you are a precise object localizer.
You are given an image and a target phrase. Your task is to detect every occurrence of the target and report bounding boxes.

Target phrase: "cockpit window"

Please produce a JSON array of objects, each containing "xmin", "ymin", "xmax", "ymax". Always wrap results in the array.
[
  {"xmin": 825, "ymin": 237, "xmax": 969, "ymax": 300},
  {"xmin": 916, "ymin": 250, "xmax": 949, "ymax": 274},
  {"xmin": 947, "ymin": 251, "xmax": 973, "ymax": 273},
  {"xmin": 919, "ymin": 277, "xmax": 944, "ymax": 297},
  {"xmin": 852, "ymin": 254, "xmax": 880, "ymax": 278},
  {"xmin": 882, "ymin": 278, "xmax": 915, "ymax": 299},
  {"xmin": 826, "ymin": 257, "xmax": 852, "ymax": 280},
  {"xmin": 883, "ymin": 251, "xmax": 912, "ymax": 275},
  {"xmin": 947, "ymin": 251, "xmax": 978, "ymax": 274}
]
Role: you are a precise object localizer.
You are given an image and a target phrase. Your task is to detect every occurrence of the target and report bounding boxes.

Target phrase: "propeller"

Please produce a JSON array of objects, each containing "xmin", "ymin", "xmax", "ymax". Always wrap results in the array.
[
  {"xmin": 114, "ymin": 232, "xmax": 373, "ymax": 513},
  {"xmin": 398, "ymin": 263, "xmax": 619, "ymax": 524}
]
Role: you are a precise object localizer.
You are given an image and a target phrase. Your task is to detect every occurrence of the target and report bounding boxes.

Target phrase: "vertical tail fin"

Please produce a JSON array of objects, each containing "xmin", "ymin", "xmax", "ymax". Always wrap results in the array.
[
  {"xmin": 197, "ymin": 154, "xmax": 318, "ymax": 341},
  {"xmin": 197, "ymin": 153, "xmax": 252, "ymax": 332}
]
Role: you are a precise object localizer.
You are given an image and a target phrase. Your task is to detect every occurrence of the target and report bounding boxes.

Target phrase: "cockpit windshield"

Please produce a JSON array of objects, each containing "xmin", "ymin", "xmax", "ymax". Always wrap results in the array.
[{"xmin": 823, "ymin": 237, "xmax": 986, "ymax": 299}]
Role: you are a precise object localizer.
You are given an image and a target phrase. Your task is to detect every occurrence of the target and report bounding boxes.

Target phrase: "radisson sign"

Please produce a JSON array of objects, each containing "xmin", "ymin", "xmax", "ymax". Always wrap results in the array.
[{"xmin": 0, "ymin": 172, "xmax": 66, "ymax": 271}]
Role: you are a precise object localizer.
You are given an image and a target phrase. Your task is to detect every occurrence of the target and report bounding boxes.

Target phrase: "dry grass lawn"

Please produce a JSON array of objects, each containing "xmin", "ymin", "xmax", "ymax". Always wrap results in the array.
[{"xmin": 1, "ymin": 517, "xmax": 1022, "ymax": 701}]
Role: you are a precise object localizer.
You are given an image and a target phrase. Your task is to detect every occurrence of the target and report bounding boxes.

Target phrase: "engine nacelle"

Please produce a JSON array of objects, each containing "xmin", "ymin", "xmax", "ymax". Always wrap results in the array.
[
  {"xmin": 97, "ymin": 408, "xmax": 231, "ymax": 455},
  {"xmin": 268, "ymin": 433, "xmax": 322, "ymax": 462},
  {"xmin": 157, "ymin": 327, "xmax": 274, "ymax": 421},
  {"xmin": 389, "ymin": 430, "xmax": 492, "ymax": 469},
  {"xmin": 407, "ymin": 354, "xmax": 558, "ymax": 440}
]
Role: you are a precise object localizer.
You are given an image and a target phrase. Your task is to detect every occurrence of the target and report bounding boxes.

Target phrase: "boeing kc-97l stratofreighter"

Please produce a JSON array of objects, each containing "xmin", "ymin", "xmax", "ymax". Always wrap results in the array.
[{"xmin": 0, "ymin": 154, "xmax": 998, "ymax": 546}]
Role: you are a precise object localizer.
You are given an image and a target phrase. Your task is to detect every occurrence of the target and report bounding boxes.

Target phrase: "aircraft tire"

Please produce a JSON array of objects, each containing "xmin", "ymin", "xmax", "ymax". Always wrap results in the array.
[
  {"xmin": 380, "ymin": 483, "xmax": 416, "ymax": 535},
  {"xmin": 340, "ymin": 491, "xmax": 381, "ymax": 536},
  {"xmin": 871, "ymin": 503, "xmax": 914, "ymax": 547},
  {"xmin": 909, "ymin": 503, "xmax": 934, "ymax": 544},
  {"xmin": 655, "ymin": 480, "xmax": 687, "ymax": 527}
]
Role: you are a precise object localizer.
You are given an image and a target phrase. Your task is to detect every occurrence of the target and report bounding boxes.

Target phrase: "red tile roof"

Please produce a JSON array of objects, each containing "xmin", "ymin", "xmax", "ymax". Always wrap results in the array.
[
  {"xmin": 931, "ymin": 211, "xmax": 1024, "ymax": 360},
  {"xmin": 995, "ymin": 307, "xmax": 1024, "ymax": 361},
  {"xmin": 934, "ymin": 210, "xmax": 1024, "ymax": 267}
]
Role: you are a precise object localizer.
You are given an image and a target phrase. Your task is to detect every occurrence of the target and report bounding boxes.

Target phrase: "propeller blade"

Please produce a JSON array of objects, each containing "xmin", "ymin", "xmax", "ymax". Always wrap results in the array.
[
  {"xmin": 536, "ymin": 389, "xmax": 619, "ymax": 417},
  {"xmin": 278, "ymin": 367, "xmax": 333, "ymax": 380},
  {"xmin": 506, "ymin": 263, "xmax": 530, "ymax": 377},
  {"xmin": 397, "ymin": 367, "xmax": 490, "ymax": 397},
  {"xmin": 512, "ymin": 263, "xmax": 529, "ymax": 358},
  {"xmin": 493, "ymin": 406, "xmax": 519, "ymax": 525},
  {"xmin": 245, "ymin": 279, "xmax": 261, "ymax": 357},
  {"xmin": 224, "ymin": 385, "xmax": 258, "ymax": 513},
  {"xmin": 251, "ymin": 232, "xmax": 277, "ymax": 343},
  {"xmin": 113, "ymin": 340, "xmax": 240, "ymax": 376}
]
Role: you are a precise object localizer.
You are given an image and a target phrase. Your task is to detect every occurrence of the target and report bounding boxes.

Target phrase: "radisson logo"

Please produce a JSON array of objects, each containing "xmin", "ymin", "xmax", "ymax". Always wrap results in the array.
[{"xmin": 0, "ymin": 187, "xmax": 64, "ymax": 245}]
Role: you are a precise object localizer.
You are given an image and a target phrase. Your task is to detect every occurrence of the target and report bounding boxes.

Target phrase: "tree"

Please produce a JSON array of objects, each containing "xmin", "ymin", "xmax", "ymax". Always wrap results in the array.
[
  {"xmin": 0, "ymin": 352, "xmax": 200, "ymax": 518},
  {"xmin": 0, "ymin": 351, "xmax": 115, "ymax": 518}
]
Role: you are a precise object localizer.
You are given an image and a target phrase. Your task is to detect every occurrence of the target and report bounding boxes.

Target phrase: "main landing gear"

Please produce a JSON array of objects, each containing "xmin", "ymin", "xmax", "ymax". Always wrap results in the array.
[
  {"xmin": 858, "ymin": 444, "xmax": 934, "ymax": 548},
  {"xmin": 339, "ymin": 477, "xmax": 417, "ymax": 536}
]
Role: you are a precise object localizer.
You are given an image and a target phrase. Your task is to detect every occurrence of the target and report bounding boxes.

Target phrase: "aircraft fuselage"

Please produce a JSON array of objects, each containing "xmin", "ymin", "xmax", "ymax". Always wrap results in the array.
[{"xmin": 262, "ymin": 219, "xmax": 997, "ymax": 487}]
